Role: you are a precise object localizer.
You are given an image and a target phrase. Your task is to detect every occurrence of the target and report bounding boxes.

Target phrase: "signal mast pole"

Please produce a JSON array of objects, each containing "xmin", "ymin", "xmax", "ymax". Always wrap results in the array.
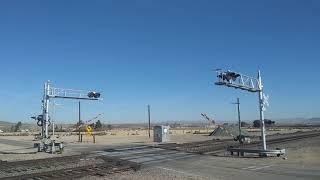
[
  {"xmin": 42, "ymin": 81, "xmax": 50, "ymax": 138},
  {"xmin": 258, "ymin": 70, "xmax": 267, "ymax": 150}
]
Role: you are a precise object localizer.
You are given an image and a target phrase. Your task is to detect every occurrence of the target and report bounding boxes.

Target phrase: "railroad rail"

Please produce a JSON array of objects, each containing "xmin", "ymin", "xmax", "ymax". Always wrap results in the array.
[
  {"xmin": 0, "ymin": 155, "xmax": 82, "ymax": 169},
  {"xmin": 158, "ymin": 131, "xmax": 320, "ymax": 155},
  {"xmin": 242, "ymin": 131, "xmax": 320, "ymax": 149},
  {"xmin": 0, "ymin": 154, "xmax": 140, "ymax": 180}
]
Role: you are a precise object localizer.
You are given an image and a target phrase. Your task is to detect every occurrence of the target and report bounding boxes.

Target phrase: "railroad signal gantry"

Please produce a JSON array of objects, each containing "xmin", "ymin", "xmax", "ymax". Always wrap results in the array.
[
  {"xmin": 33, "ymin": 80, "xmax": 102, "ymax": 153},
  {"xmin": 214, "ymin": 69, "xmax": 284, "ymax": 157}
]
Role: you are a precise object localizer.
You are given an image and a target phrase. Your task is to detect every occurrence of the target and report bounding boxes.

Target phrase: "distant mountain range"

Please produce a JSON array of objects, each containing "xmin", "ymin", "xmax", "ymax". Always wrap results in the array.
[
  {"xmin": 151, "ymin": 118, "xmax": 320, "ymax": 126},
  {"xmin": 0, "ymin": 121, "xmax": 14, "ymax": 126},
  {"xmin": 0, "ymin": 121, "xmax": 38, "ymax": 131},
  {"xmin": 0, "ymin": 117, "xmax": 319, "ymax": 127},
  {"xmin": 275, "ymin": 117, "xmax": 320, "ymax": 124}
]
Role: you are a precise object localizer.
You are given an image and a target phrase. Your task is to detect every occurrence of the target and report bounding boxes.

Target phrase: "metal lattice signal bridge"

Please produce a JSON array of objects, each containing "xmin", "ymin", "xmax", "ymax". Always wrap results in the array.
[
  {"xmin": 48, "ymin": 87, "xmax": 101, "ymax": 100},
  {"xmin": 214, "ymin": 69, "xmax": 268, "ymax": 151},
  {"xmin": 41, "ymin": 81, "xmax": 102, "ymax": 139},
  {"xmin": 32, "ymin": 81, "xmax": 103, "ymax": 153},
  {"xmin": 215, "ymin": 69, "xmax": 261, "ymax": 92}
]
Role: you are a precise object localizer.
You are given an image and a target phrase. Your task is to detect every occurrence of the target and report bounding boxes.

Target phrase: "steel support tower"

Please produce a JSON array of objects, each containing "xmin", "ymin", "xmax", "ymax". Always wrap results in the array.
[
  {"xmin": 215, "ymin": 69, "xmax": 267, "ymax": 150},
  {"xmin": 35, "ymin": 81, "xmax": 102, "ymax": 152}
]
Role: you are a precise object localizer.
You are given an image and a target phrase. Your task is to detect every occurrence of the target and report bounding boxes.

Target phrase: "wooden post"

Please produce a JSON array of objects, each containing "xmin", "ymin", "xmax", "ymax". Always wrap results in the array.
[
  {"xmin": 148, "ymin": 105, "xmax": 151, "ymax": 138},
  {"xmin": 78, "ymin": 101, "xmax": 81, "ymax": 142}
]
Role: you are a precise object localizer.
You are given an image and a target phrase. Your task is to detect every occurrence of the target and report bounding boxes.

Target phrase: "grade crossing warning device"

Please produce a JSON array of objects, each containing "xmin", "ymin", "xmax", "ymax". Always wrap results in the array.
[
  {"xmin": 33, "ymin": 81, "xmax": 102, "ymax": 153},
  {"xmin": 214, "ymin": 69, "xmax": 284, "ymax": 157}
]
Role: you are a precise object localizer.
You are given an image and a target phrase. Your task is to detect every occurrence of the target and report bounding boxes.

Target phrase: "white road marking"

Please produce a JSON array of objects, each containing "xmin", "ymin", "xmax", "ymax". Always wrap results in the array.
[
  {"xmin": 143, "ymin": 154, "xmax": 197, "ymax": 165},
  {"xmin": 156, "ymin": 166, "xmax": 203, "ymax": 177},
  {"xmin": 250, "ymin": 165, "xmax": 272, "ymax": 171},
  {"xmin": 242, "ymin": 166, "xmax": 257, "ymax": 170},
  {"xmin": 242, "ymin": 165, "xmax": 272, "ymax": 171}
]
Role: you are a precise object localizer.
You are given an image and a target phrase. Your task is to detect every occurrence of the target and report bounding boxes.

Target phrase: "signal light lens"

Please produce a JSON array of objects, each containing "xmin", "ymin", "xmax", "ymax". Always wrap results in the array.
[{"xmin": 87, "ymin": 92, "xmax": 101, "ymax": 98}]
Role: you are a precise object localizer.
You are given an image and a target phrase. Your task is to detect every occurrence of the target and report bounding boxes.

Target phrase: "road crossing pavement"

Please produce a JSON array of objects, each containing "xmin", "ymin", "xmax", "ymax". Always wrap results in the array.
[{"xmin": 93, "ymin": 145, "xmax": 320, "ymax": 180}]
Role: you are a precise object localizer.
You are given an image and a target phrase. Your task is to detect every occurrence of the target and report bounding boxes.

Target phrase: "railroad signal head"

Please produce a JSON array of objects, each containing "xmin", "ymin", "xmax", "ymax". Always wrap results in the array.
[
  {"xmin": 87, "ymin": 91, "xmax": 101, "ymax": 99},
  {"xmin": 217, "ymin": 71, "xmax": 240, "ymax": 82},
  {"xmin": 31, "ymin": 115, "xmax": 44, "ymax": 121}
]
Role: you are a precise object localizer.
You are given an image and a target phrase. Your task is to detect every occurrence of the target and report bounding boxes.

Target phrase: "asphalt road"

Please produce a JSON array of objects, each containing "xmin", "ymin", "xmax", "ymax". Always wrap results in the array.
[
  {"xmin": 0, "ymin": 138, "xmax": 33, "ymax": 147},
  {"xmin": 94, "ymin": 145, "xmax": 320, "ymax": 180}
]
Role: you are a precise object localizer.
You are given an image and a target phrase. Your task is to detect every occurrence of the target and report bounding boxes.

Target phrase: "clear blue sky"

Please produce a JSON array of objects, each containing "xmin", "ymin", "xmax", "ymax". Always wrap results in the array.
[{"xmin": 0, "ymin": 0, "xmax": 319, "ymax": 124}]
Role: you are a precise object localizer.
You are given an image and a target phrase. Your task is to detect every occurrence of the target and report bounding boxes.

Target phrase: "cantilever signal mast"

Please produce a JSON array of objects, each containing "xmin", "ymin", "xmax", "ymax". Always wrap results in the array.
[
  {"xmin": 41, "ymin": 81, "xmax": 102, "ymax": 139},
  {"xmin": 214, "ymin": 69, "xmax": 268, "ymax": 150}
]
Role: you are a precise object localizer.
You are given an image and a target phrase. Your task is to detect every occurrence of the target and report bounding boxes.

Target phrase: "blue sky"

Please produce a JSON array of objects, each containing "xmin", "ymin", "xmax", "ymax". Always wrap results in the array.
[{"xmin": 0, "ymin": 0, "xmax": 319, "ymax": 124}]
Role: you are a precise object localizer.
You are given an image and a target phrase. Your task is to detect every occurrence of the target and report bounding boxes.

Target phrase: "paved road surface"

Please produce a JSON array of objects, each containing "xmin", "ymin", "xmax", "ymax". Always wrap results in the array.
[
  {"xmin": 94, "ymin": 145, "xmax": 320, "ymax": 180},
  {"xmin": 0, "ymin": 138, "xmax": 33, "ymax": 147}
]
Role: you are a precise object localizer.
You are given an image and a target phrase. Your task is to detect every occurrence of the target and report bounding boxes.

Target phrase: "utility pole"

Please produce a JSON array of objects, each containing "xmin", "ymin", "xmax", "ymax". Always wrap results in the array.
[
  {"xmin": 233, "ymin": 98, "xmax": 241, "ymax": 137},
  {"xmin": 148, "ymin": 105, "xmax": 151, "ymax": 138},
  {"xmin": 78, "ymin": 101, "xmax": 81, "ymax": 142},
  {"xmin": 237, "ymin": 98, "xmax": 241, "ymax": 137}
]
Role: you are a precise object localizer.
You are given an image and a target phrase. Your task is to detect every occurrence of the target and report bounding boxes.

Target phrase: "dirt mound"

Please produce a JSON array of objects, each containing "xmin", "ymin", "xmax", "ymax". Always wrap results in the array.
[{"xmin": 209, "ymin": 125, "xmax": 250, "ymax": 137}]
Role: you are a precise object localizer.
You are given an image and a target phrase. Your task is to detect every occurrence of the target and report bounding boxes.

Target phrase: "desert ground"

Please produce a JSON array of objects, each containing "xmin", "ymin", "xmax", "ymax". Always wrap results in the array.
[{"xmin": 0, "ymin": 126, "xmax": 319, "ymax": 180}]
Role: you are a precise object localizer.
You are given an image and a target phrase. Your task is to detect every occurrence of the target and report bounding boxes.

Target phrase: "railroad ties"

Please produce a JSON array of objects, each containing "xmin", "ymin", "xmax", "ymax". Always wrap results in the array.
[
  {"xmin": 0, "ymin": 154, "xmax": 140, "ymax": 180},
  {"xmin": 157, "ymin": 131, "xmax": 320, "ymax": 155}
]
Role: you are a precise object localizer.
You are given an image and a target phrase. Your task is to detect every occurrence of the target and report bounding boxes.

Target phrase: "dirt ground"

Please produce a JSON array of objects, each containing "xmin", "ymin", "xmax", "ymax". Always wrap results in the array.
[
  {"xmin": 81, "ymin": 168, "xmax": 214, "ymax": 180},
  {"xmin": 267, "ymin": 135, "xmax": 320, "ymax": 167},
  {"xmin": 0, "ymin": 133, "xmax": 214, "ymax": 162},
  {"xmin": 0, "ymin": 129, "xmax": 320, "ymax": 165},
  {"xmin": 0, "ymin": 128, "xmax": 319, "ymax": 179}
]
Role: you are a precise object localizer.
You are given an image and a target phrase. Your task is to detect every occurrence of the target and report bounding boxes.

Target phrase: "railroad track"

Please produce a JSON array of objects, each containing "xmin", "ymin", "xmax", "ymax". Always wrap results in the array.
[
  {"xmin": 158, "ymin": 138, "xmax": 237, "ymax": 154},
  {"xmin": 158, "ymin": 131, "xmax": 320, "ymax": 155},
  {"xmin": 0, "ymin": 154, "xmax": 140, "ymax": 180},
  {"xmin": 264, "ymin": 131, "xmax": 320, "ymax": 146},
  {"xmin": 0, "ymin": 155, "xmax": 82, "ymax": 170}
]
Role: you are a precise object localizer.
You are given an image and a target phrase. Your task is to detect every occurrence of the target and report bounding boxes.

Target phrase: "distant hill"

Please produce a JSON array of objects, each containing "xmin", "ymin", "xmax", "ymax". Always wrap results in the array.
[
  {"xmin": 276, "ymin": 117, "xmax": 320, "ymax": 125},
  {"xmin": 0, "ymin": 121, "xmax": 14, "ymax": 131},
  {"xmin": 0, "ymin": 121, "xmax": 14, "ymax": 126},
  {"xmin": 304, "ymin": 117, "xmax": 320, "ymax": 124},
  {"xmin": 0, "ymin": 121, "xmax": 39, "ymax": 132}
]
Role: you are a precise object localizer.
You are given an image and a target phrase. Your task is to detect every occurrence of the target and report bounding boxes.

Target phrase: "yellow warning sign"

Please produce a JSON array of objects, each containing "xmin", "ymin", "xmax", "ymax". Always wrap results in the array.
[{"xmin": 86, "ymin": 125, "xmax": 93, "ymax": 136}]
